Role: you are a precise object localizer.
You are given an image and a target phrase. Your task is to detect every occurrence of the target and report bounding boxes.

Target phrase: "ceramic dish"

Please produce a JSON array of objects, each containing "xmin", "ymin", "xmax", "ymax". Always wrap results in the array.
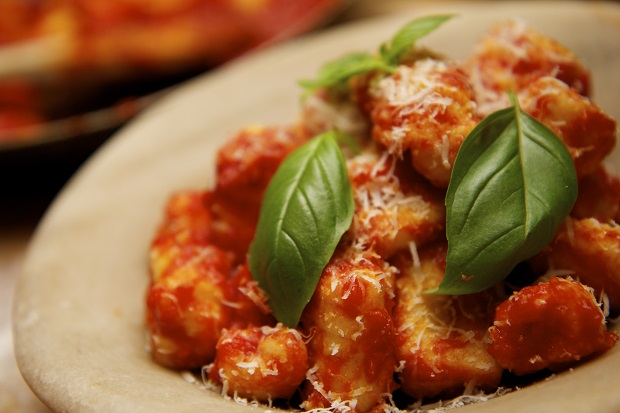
[{"xmin": 13, "ymin": 2, "xmax": 620, "ymax": 412}]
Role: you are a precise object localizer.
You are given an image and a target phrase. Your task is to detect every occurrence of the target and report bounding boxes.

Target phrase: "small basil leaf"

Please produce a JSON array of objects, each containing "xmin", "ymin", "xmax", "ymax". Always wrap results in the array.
[
  {"xmin": 299, "ymin": 15, "xmax": 455, "ymax": 93},
  {"xmin": 380, "ymin": 14, "xmax": 455, "ymax": 65},
  {"xmin": 248, "ymin": 131, "xmax": 354, "ymax": 327},
  {"xmin": 431, "ymin": 99, "xmax": 578, "ymax": 294},
  {"xmin": 298, "ymin": 53, "xmax": 393, "ymax": 92}
]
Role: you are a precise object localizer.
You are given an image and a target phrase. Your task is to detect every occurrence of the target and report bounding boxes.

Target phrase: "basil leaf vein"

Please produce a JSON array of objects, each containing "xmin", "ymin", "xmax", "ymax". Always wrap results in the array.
[
  {"xmin": 248, "ymin": 131, "xmax": 354, "ymax": 327},
  {"xmin": 432, "ymin": 98, "xmax": 578, "ymax": 295}
]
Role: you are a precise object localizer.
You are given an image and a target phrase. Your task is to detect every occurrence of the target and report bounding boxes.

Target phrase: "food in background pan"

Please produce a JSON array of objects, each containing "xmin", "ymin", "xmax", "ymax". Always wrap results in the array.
[{"xmin": 0, "ymin": 0, "xmax": 348, "ymax": 144}]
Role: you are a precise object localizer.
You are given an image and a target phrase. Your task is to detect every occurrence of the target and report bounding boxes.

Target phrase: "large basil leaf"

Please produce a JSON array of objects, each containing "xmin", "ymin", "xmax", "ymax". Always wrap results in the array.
[
  {"xmin": 248, "ymin": 131, "xmax": 354, "ymax": 327},
  {"xmin": 432, "ymin": 99, "xmax": 577, "ymax": 294}
]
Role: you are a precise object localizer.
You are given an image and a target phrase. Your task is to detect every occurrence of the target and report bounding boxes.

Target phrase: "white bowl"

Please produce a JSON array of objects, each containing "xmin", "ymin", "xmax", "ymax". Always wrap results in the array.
[{"xmin": 13, "ymin": 2, "xmax": 620, "ymax": 412}]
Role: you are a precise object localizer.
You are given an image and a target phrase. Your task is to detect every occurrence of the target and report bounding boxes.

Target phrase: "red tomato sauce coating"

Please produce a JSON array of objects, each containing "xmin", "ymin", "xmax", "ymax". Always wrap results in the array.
[
  {"xmin": 209, "ymin": 325, "xmax": 309, "ymax": 401},
  {"xmin": 488, "ymin": 277, "xmax": 617, "ymax": 376}
]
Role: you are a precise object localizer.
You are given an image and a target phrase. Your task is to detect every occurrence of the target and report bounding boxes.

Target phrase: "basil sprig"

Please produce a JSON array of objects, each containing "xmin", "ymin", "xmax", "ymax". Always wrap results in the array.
[
  {"xmin": 299, "ymin": 14, "xmax": 454, "ymax": 92},
  {"xmin": 248, "ymin": 131, "xmax": 354, "ymax": 327},
  {"xmin": 431, "ymin": 95, "xmax": 578, "ymax": 295},
  {"xmin": 379, "ymin": 14, "xmax": 454, "ymax": 65}
]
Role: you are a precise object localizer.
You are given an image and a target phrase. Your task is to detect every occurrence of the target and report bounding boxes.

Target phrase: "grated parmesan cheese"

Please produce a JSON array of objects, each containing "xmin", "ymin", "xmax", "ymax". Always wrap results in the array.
[{"xmin": 379, "ymin": 60, "xmax": 452, "ymax": 108}]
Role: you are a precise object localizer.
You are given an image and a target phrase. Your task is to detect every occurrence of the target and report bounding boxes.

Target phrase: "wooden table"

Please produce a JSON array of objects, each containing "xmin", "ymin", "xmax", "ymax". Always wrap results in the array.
[{"xmin": 0, "ymin": 1, "xmax": 471, "ymax": 411}]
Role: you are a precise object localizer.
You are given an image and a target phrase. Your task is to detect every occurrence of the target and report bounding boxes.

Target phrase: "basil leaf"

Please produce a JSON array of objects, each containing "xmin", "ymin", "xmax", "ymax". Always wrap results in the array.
[
  {"xmin": 432, "ymin": 99, "xmax": 577, "ymax": 294},
  {"xmin": 380, "ymin": 14, "xmax": 455, "ymax": 65},
  {"xmin": 248, "ymin": 131, "xmax": 354, "ymax": 327},
  {"xmin": 299, "ymin": 53, "xmax": 393, "ymax": 92},
  {"xmin": 299, "ymin": 15, "xmax": 455, "ymax": 92}
]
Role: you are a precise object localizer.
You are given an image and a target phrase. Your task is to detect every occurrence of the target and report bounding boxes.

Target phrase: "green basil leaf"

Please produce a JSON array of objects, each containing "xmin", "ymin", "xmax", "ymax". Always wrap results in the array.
[
  {"xmin": 248, "ymin": 131, "xmax": 355, "ymax": 327},
  {"xmin": 380, "ymin": 14, "xmax": 455, "ymax": 65},
  {"xmin": 431, "ymin": 98, "xmax": 578, "ymax": 294},
  {"xmin": 299, "ymin": 15, "xmax": 455, "ymax": 93},
  {"xmin": 298, "ymin": 53, "xmax": 393, "ymax": 92}
]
